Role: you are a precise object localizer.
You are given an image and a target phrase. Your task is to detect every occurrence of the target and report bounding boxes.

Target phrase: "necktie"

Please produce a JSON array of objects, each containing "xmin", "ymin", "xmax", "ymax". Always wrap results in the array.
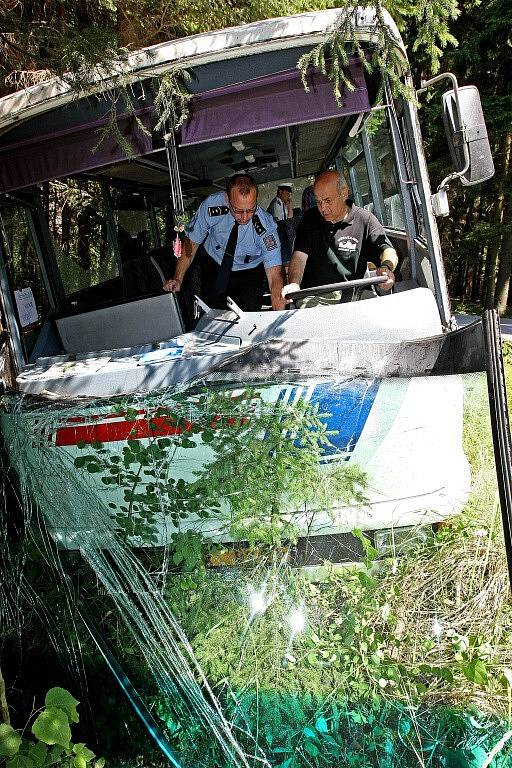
[{"xmin": 215, "ymin": 221, "xmax": 239, "ymax": 299}]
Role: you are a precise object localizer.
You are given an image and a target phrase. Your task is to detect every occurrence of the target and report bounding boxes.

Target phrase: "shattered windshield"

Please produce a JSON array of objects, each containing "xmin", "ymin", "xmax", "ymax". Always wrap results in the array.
[{"xmin": 2, "ymin": 331, "xmax": 511, "ymax": 768}]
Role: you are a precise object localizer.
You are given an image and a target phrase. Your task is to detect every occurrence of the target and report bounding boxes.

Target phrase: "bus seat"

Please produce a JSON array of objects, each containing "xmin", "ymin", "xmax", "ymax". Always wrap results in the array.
[{"xmin": 55, "ymin": 293, "xmax": 185, "ymax": 354}]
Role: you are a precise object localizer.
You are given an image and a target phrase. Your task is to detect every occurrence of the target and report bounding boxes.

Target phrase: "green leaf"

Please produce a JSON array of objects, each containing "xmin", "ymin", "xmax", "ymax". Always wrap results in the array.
[
  {"xmin": 501, "ymin": 667, "xmax": 512, "ymax": 688},
  {"xmin": 6, "ymin": 755, "xmax": 35, "ymax": 768},
  {"xmin": 48, "ymin": 745, "xmax": 65, "ymax": 765},
  {"xmin": 304, "ymin": 741, "xmax": 319, "ymax": 758},
  {"xmin": 315, "ymin": 716, "xmax": 329, "ymax": 734},
  {"xmin": 73, "ymin": 743, "xmax": 95, "ymax": 761},
  {"xmin": 398, "ymin": 719, "xmax": 411, "ymax": 737},
  {"xmin": 26, "ymin": 742, "xmax": 48, "ymax": 767},
  {"xmin": 31, "ymin": 708, "xmax": 72, "ymax": 748},
  {"xmin": 0, "ymin": 724, "xmax": 22, "ymax": 758},
  {"xmin": 45, "ymin": 688, "xmax": 79, "ymax": 724},
  {"xmin": 462, "ymin": 659, "xmax": 488, "ymax": 686}
]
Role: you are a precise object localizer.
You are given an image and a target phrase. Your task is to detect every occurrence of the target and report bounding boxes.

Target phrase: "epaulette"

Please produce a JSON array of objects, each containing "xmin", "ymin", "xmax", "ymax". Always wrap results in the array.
[
  {"xmin": 208, "ymin": 205, "xmax": 230, "ymax": 217},
  {"xmin": 252, "ymin": 214, "xmax": 266, "ymax": 236}
]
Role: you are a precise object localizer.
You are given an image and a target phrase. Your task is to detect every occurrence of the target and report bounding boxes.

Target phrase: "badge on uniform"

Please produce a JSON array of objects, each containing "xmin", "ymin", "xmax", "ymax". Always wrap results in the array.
[
  {"xmin": 252, "ymin": 214, "xmax": 265, "ymax": 235},
  {"xmin": 263, "ymin": 234, "xmax": 278, "ymax": 251},
  {"xmin": 208, "ymin": 206, "xmax": 230, "ymax": 217}
]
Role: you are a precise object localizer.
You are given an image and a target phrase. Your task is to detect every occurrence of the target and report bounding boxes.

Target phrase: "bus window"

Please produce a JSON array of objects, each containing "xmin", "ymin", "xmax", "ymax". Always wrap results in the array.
[
  {"xmin": 366, "ymin": 112, "xmax": 406, "ymax": 230},
  {"xmin": 153, "ymin": 202, "xmax": 175, "ymax": 249},
  {"xmin": 397, "ymin": 103, "xmax": 427, "ymax": 241},
  {"xmin": 0, "ymin": 203, "xmax": 51, "ymax": 362},
  {"xmin": 337, "ymin": 135, "xmax": 374, "ymax": 211},
  {"xmin": 48, "ymin": 179, "xmax": 120, "ymax": 304}
]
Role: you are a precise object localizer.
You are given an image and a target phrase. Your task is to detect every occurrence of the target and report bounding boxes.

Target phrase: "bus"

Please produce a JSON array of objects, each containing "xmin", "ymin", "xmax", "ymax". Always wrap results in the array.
[{"xmin": 0, "ymin": 7, "xmax": 494, "ymax": 555}]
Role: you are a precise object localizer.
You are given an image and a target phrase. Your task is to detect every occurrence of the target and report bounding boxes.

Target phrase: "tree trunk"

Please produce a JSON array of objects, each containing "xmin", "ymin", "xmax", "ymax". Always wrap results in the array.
[
  {"xmin": 76, "ymin": 207, "xmax": 92, "ymax": 271},
  {"xmin": 484, "ymin": 131, "xmax": 511, "ymax": 307},
  {"xmin": 116, "ymin": 1, "xmax": 137, "ymax": 48},
  {"xmin": 471, "ymin": 250, "xmax": 484, "ymax": 302}
]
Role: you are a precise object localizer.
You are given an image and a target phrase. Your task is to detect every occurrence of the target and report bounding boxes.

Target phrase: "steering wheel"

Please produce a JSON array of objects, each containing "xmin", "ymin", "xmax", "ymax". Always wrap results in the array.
[{"xmin": 285, "ymin": 275, "xmax": 388, "ymax": 302}]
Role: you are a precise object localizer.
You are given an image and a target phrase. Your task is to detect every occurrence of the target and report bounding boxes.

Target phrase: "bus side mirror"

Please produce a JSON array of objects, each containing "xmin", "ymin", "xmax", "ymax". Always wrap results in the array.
[{"xmin": 441, "ymin": 85, "xmax": 495, "ymax": 186}]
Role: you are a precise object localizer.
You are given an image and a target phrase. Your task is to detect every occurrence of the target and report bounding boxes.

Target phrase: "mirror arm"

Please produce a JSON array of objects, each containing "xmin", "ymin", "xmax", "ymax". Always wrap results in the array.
[
  {"xmin": 416, "ymin": 71, "xmax": 460, "ymax": 99},
  {"xmin": 417, "ymin": 72, "xmax": 470, "ymax": 191},
  {"xmin": 417, "ymin": 72, "xmax": 470, "ymax": 216}
]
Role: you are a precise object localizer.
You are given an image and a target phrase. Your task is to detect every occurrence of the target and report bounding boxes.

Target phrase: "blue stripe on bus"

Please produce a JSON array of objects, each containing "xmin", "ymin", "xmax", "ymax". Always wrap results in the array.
[{"xmin": 308, "ymin": 380, "xmax": 380, "ymax": 459}]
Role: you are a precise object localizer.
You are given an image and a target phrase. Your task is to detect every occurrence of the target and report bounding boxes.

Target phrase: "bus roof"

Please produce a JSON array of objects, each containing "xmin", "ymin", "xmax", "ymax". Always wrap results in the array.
[{"xmin": 0, "ymin": 7, "xmax": 404, "ymax": 134}]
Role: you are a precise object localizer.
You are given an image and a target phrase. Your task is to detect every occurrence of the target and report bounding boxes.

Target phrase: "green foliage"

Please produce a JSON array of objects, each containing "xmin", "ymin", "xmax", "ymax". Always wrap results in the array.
[
  {"xmin": 8, "ymin": 369, "xmax": 512, "ymax": 768},
  {"xmin": 0, "ymin": 688, "xmax": 104, "ymax": 768},
  {"xmin": 31, "ymin": 709, "xmax": 72, "ymax": 749},
  {"xmin": 73, "ymin": 390, "xmax": 368, "ymax": 551},
  {"xmin": 156, "ymin": 688, "xmax": 512, "ymax": 768},
  {"xmin": 0, "ymin": 726, "xmax": 22, "ymax": 759},
  {"xmin": 73, "ymin": 401, "xmax": 206, "ymax": 544},
  {"xmin": 190, "ymin": 391, "xmax": 368, "ymax": 547},
  {"xmin": 153, "ymin": 70, "xmax": 193, "ymax": 133},
  {"xmin": 44, "ymin": 688, "xmax": 79, "ymax": 725},
  {"xmin": 169, "ymin": 531, "xmax": 204, "ymax": 571},
  {"xmin": 298, "ymin": 0, "xmax": 459, "ymax": 109}
]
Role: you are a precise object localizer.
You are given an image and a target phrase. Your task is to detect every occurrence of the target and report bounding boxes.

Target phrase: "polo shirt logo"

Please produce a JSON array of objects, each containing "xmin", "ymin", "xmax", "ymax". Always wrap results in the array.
[{"xmin": 334, "ymin": 232, "xmax": 358, "ymax": 253}]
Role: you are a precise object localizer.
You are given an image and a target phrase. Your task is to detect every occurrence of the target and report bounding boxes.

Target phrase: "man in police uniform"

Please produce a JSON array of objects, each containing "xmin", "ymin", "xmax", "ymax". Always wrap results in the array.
[
  {"xmin": 164, "ymin": 174, "xmax": 285, "ymax": 311},
  {"xmin": 267, "ymin": 183, "xmax": 293, "ymax": 222},
  {"xmin": 282, "ymin": 170, "xmax": 397, "ymax": 307}
]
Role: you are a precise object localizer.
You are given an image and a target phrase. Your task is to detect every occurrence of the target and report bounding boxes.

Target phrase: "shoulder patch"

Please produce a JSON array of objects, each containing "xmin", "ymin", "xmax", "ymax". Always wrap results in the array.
[
  {"xmin": 252, "ymin": 214, "xmax": 266, "ymax": 236},
  {"xmin": 207, "ymin": 205, "xmax": 230, "ymax": 217},
  {"xmin": 263, "ymin": 233, "xmax": 278, "ymax": 251}
]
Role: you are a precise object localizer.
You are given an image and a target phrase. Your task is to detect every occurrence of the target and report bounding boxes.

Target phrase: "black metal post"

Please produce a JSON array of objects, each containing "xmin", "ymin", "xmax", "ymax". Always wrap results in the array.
[{"xmin": 482, "ymin": 309, "xmax": 512, "ymax": 589}]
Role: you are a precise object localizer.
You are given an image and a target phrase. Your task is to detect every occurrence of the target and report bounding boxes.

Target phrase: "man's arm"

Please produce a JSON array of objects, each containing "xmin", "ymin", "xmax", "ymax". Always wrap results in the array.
[
  {"xmin": 281, "ymin": 250, "xmax": 308, "ymax": 301},
  {"xmin": 366, "ymin": 212, "xmax": 398, "ymax": 292},
  {"xmin": 163, "ymin": 239, "xmax": 199, "ymax": 292},
  {"xmin": 265, "ymin": 265, "xmax": 286, "ymax": 310}
]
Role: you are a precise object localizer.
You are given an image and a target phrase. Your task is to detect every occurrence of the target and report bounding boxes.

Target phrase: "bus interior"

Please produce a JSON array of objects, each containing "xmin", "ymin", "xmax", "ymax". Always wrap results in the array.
[{"xmin": 0, "ymin": 32, "xmax": 447, "ymax": 383}]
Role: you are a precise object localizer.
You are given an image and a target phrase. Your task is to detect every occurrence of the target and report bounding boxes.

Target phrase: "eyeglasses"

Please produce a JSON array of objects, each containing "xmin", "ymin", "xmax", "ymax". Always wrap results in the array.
[{"xmin": 230, "ymin": 205, "xmax": 257, "ymax": 215}]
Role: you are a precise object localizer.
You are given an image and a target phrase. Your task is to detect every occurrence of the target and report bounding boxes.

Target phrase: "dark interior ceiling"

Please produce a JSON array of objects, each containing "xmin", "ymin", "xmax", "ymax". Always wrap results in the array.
[{"xmin": 91, "ymin": 113, "xmax": 357, "ymax": 194}]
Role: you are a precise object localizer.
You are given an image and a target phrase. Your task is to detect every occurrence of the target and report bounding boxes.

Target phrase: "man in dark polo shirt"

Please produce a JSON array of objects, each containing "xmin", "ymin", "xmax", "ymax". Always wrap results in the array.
[{"xmin": 282, "ymin": 170, "xmax": 398, "ymax": 307}]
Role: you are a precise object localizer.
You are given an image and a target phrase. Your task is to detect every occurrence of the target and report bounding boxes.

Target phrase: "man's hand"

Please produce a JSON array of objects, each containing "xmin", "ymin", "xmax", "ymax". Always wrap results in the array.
[
  {"xmin": 376, "ymin": 266, "xmax": 395, "ymax": 291},
  {"xmin": 282, "ymin": 282, "xmax": 300, "ymax": 303},
  {"xmin": 163, "ymin": 277, "xmax": 182, "ymax": 292}
]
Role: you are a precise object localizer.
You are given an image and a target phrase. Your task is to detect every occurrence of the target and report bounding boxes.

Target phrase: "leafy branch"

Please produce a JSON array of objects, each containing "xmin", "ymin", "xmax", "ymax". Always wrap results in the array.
[
  {"xmin": 0, "ymin": 687, "xmax": 104, "ymax": 768},
  {"xmin": 153, "ymin": 69, "xmax": 193, "ymax": 133},
  {"xmin": 73, "ymin": 390, "xmax": 368, "ymax": 551},
  {"xmin": 298, "ymin": 0, "xmax": 460, "ymax": 107}
]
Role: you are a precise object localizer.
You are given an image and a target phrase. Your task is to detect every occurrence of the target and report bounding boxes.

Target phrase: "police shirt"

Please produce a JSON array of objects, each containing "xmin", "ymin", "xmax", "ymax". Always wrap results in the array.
[
  {"xmin": 186, "ymin": 192, "xmax": 282, "ymax": 271},
  {"xmin": 293, "ymin": 204, "xmax": 393, "ymax": 288},
  {"xmin": 267, "ymin": 196, "xmax": 288, "ymax": 222}
]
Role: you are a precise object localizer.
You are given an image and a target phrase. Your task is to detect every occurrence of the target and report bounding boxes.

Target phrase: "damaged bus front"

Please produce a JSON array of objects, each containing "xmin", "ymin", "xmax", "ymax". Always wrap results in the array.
[{"xmin": 0, "ymin": 7, "xmax": 494, "ymax": 555}]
